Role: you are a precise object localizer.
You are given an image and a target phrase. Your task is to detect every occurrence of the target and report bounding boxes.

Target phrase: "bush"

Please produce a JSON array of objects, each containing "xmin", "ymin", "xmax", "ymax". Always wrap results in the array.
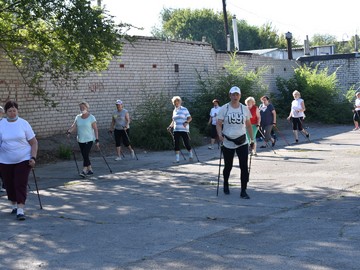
[
  {"xmin": 275, "ymin": 64, "xmax": 353, "ymax": 124},
  {"xmin": 189, "ymin": 52, "xmax": 268, "ymax": 133}
]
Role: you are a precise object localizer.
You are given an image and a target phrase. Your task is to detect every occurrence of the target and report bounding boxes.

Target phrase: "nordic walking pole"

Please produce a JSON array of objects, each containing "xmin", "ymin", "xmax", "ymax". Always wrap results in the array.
[
  {"xmin": 67, "ymin": 134, "xmax": 80, "ymax": 174},
  {"xmin": 122, "ymin": 127, "xmax": 138, "ymax": 160},
  {"xmin": 167, "ymin": 128, "xmax": 186, "ymax": 160},
  {"xmin": 108, "ymin": 130, "xmax": 125, "ymax": 158},
  {"xmin": 257, "ymin": 128, "xmax": 276, "ymax": 154},
  {"xmin": 186, "ymin": 132, "xmax": 200, "ymax": 162},
  {"xmin": 248, "ymin": 149, "xmax": 252, "ymax": 175},
  {"xmin": 273, "ymin": 125, "xmax": 290, "ymax": 146},
  {"xmin": 32, "ymin": 169, "xmax": 43, "ymax": 210},
  {"xmin": 216, "ymin": 144, "xmax": 223, "ymax": 196},
  {"xmin": 98, "ymin": 146, "xmax": 113, "ymax": 173}
]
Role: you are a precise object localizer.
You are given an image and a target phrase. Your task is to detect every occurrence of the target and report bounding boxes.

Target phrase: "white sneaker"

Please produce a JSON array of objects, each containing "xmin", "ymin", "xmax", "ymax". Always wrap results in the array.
[
  {"xmin": 115, "ymin": 156, "xmax": 122, "ymax": 161},
  {"xmin": 0, "ymin": 187, "xmax": 6, "ymax": 192},
  {"xmin": 208, "ymin": 145, "xmax": 214, "ymax": 149}
]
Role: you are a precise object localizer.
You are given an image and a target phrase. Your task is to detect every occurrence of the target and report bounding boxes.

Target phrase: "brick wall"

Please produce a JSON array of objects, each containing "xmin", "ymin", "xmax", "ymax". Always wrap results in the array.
[{"xmin": 1, "ymin": 37, "xmax": 356, "ymax": 137}]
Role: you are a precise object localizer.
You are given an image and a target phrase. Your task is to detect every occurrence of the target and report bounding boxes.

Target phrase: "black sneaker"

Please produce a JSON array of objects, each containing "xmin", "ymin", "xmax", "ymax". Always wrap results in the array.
[
  {"xmin": 306, "ymin": 133, "xmax": 310, "ymax": 138},
  {"xmin": 240, "ymin": 190, "xmax": 250, "ymax": 199},
  {"xmin": 11, "ymin": 208, "xmax": 17, "ymax": 214},
  {"xmin": 87, "ymin": 170, "xmax": 94, "ymax": 175},
  {"xmin": 223, "ymin": 182, "xmax": 230, "ymax": 195},
  {"xmin": 260, "ymin": 145, "xmax": 267, "ymax": 148},
  {"xmin": 79, "ymin": 171, "xmax": 87, "ymax": 178},
  {"xmin": 272, "ymin": 139, "xmax": 276, "ymax": 147},
  {"xmin": 17, "ymin": 214, "xmax": 26, "ymax": 221}
]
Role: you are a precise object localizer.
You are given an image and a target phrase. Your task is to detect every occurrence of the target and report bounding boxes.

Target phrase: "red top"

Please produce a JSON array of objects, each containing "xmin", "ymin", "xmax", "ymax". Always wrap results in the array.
[{"xmin": 249, "ymin": 106, "xmax": 258, "ymax": 125}]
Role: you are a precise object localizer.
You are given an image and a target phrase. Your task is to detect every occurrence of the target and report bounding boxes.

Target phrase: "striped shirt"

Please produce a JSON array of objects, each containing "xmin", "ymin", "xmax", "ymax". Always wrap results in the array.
[{"xmin": 172, "ymin": 106, "xmax": 190, "ymax": 132}]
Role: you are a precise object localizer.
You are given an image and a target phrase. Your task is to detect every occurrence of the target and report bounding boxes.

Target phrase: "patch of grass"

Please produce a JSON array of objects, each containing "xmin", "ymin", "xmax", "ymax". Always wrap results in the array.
[{"xmin": 58, "ymin": 144, "xmax": 72, "ymax": 160}]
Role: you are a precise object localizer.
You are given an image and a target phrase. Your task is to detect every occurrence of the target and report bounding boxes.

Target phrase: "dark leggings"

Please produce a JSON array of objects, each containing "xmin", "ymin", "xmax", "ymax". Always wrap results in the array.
[
  {"xmin": 353, "ymin": 111, "xmax": 360, "ymax": 122},
  {"xmin": 173, "ymin": 131, "xmax": 191, "ymax": 151},
  {"xmin": 0, "ymin": 161, "xmax": 31, "ymax": 204},
  {"xmin": 222, "ymin": 144, "xmax": 249, "ymax": 189},
  {"xmin": 291, "ymin": 117, "xmax": 304, "ymax": 130},
  {"xmin": 78, "ymin": 141, "xmax": 93, "ymax": 167}
]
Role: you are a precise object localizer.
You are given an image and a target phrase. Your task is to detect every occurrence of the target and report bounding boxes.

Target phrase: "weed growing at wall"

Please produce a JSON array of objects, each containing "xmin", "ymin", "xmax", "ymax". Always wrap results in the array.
[
  {"xmin": 58, "ymin": 144, "xmax": 72, "ymax": 160},
  {"xmin": 190, "ymin": 53, "xmax": 268, "ymax": 134},
  {"xmin": 275, "ymin": 64, "xmax": 353, "ymax": 124}
]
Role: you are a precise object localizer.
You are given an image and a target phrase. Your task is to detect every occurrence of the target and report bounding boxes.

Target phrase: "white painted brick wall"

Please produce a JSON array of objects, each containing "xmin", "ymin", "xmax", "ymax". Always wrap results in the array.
[{"xmin": 1, "ymin": 37, "xmax": 358, "ymax": 137}]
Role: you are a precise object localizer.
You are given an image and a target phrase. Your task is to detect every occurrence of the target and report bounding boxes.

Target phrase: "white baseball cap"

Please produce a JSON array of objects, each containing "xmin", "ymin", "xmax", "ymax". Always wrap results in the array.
[
  {"xmin": 115, "ymin": 100, "xmax": 123, "ymax": 105},
  {"xmin": 229, "ymin": 86, "xmax": 241, "ymax": 94}
]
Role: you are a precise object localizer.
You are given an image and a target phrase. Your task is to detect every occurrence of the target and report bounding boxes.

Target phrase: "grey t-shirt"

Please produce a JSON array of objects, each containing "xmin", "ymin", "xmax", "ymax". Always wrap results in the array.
[{"xmin": 112, "ymin": 109, "xmax": 128, "ymax": 130}]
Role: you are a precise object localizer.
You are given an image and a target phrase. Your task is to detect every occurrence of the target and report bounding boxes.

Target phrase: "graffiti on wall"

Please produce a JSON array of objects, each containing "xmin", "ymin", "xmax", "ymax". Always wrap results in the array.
[
  {"xmin": 88, "ymin": 82, "xmax": 105, "ymax": 93},
  {"xmin": 0, "ymin": 79, "xmax": 36, "ymax": 103},
  {"xmin": 0, "ymin": 79, "xmax": 107, "ymax": 105}
]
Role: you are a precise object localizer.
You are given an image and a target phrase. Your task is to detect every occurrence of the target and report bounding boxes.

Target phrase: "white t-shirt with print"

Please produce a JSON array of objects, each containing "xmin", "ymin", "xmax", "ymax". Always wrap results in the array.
[{"xmin": 217, "ymin": 102, "xmax": 251, "ymax": 149}]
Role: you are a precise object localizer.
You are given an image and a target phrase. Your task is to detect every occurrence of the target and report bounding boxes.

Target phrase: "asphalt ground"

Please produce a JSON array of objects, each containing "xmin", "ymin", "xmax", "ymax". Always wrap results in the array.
[{"xmin": 1, "ymin": 124, "xmax": 360, "ymax": 270}]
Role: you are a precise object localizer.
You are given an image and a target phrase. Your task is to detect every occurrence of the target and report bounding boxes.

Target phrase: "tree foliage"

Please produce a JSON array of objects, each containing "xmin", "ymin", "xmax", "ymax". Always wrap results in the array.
[
  {"xmin": 152, "ymin": 8, "xmax": 283, "ymax": 51},
  {"xmin": 0, "ymin": 0, "xmax": 131, "ymax": 106}
]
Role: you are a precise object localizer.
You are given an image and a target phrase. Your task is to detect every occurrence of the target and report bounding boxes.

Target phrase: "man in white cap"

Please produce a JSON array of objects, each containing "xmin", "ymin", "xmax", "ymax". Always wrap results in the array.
[{"xmin": 216, "ymin": 86, "xmax": 254, "ymax": 199}]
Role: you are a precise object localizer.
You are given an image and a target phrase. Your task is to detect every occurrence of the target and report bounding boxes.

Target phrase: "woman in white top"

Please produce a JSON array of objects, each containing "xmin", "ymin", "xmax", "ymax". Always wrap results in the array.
[
  {"xmin": 352, "ymin": 92, "xmax": 360, "ymax": 130},
  {"xmin": 207, "ymin": 99, "xmax": 220, "ymax": 149},
  {"xmin": 287, "ymin": 90, "xmax": 310, "ymax": 143},
  {"xmin": 0, "ymin": 101, "xmax": 38, "ymax": 221},
  {"xmin": 67, "ymin": 101, "xmax": 99, "ymax": 178},
  {"xmin": 216, "ymin": 86, "xmax": 254, "ymax": 199}
]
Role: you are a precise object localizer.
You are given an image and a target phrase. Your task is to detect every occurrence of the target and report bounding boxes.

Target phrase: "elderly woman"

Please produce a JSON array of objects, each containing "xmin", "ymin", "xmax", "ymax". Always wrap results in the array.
[
  {"xmin": 352, "ymin": 92, "xmax": 360, "ymax": 131},
  {"xmin": 286, "ymin": 90, "xmax": 310, "ymax": 143},
  {"xmin": 259, "ymin": 95, "xmax": 276, "ymax": 148},
  {"xmin": 0, "ymin": 100, "xmax": 38, "ymax": 220},
  {"xmin": 109, "ymin": 99, "xmax": 135, "ymax": 161},
  {"xmin": 245, "ymin": 96, "xmax": 261, "ymax": 155},
  {"xmin": 67, "ymin": 101, "xmax": 99, "ymax": 178},
  {"xmin": 167, "ymin": 96, "xmax": 193, "ymax": 163}
]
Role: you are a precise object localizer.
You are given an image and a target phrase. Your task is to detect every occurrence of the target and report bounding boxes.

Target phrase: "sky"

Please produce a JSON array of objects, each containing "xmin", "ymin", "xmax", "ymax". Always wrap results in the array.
[{"xmin": 100, "ymin": 0, "xmax": 359, "ymax": 42}]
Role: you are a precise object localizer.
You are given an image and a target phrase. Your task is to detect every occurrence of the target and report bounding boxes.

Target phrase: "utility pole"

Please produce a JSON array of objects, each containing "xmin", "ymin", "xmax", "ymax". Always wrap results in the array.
[
  {"xmin": 222, "ymin": 0, "xmax": 230, "ymax": 51},
  {"xmin": 97, "ymin": 0, "xmax": 101, "ymax": 7}
]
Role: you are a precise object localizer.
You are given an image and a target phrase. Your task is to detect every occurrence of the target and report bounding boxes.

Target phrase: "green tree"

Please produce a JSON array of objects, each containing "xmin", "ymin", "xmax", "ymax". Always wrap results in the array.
[
  {"xmin": 0, "ymin": 0, "xmax": 131, "ymax": 106},
  {"xmin": 310, "ymin": 33, "xmax": 337, "ymax": 46},
  {"xmin": 153, "ymin": 8, "xmax": 227, "ymax": 50},
  {"xmin": 153, "ymin": 8, "xmax": 283, "ymax": 51}
]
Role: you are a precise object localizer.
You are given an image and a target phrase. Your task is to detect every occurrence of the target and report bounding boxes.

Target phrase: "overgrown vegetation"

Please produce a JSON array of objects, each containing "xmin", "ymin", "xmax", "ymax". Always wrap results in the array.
[
  {"xmin": 274, "ymin": 64, "xmax": 353, "ymax": 123},
  {"xmin": 58, "ymin": 144, "xmax": 72, "ymax": 160},
  {"xmin": 130, "ymin": 92, "xmax": 202, "ymax": 151},
  {"xmin": 189, "ymin": 53, "xmax": 268, "ymax": 134}
]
